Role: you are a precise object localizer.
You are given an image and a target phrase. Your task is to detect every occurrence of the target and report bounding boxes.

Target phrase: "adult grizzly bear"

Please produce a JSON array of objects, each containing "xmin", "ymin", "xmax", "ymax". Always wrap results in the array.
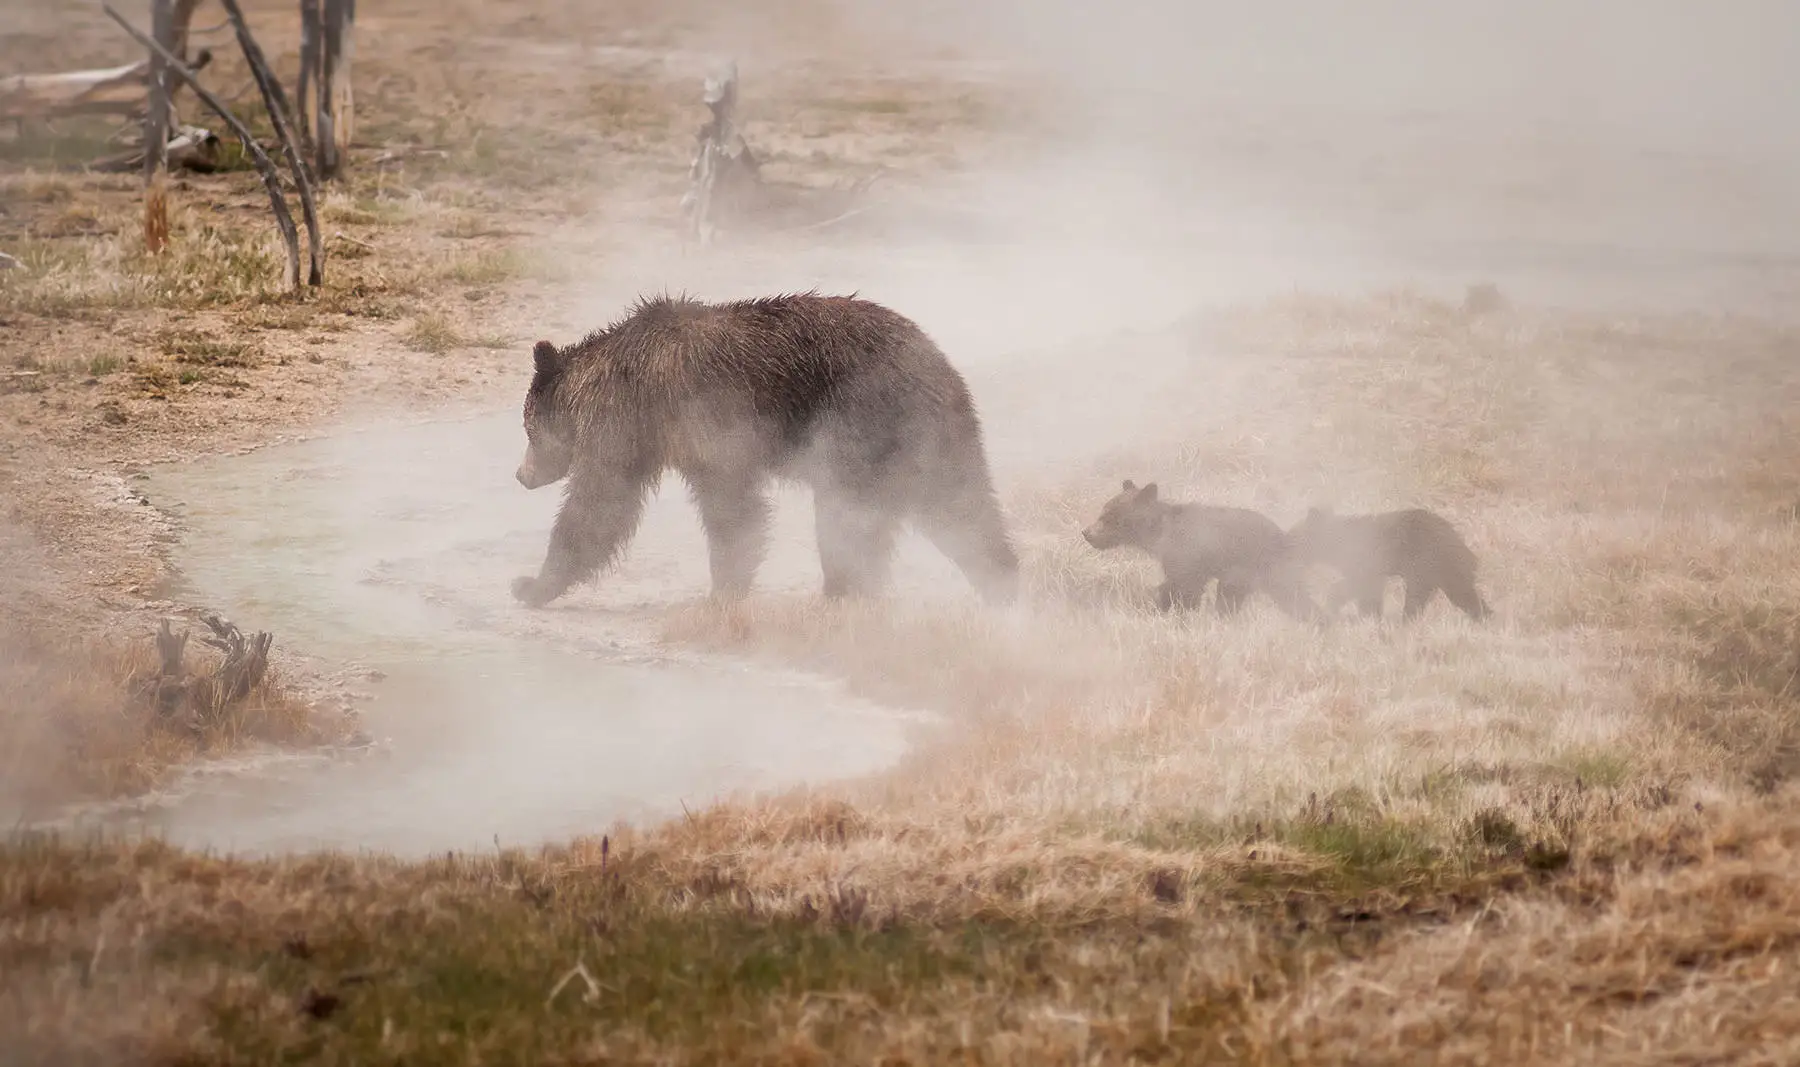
[
  {"xmin": 1286, "ymin": 506, "xmax": 1492, "ymax": 622},
  {"xmin": 1080, "ymin": 480, "xmax": 1315, "ymax": 618},
  {"xmin": 509, "ymin": 293, "xmax": 1020, "ymax": 608}
]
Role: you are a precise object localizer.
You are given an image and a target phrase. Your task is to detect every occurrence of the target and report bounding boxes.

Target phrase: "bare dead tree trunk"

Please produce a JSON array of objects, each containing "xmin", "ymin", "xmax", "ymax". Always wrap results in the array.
[
  {"xmin": 332, "ymin": 0, "xmax": 356, "ymax": 167},
  {"xmin": 220, "ymin": 0, "xmax": 323, "ymax": 286},
  {"xmin": 297, "ymin": 0, "xmax": 319, "ymax": 150},
  {"xmin": 315, "ymin": 0, "xmax": 354, "ymax": 180},
  {"xmin": 142, "ymin": 0, "xmax": 174, "ymax": 254},
  {"xmin": 104, "ymin": 3, "xmax": 304, "ymax": 291}
]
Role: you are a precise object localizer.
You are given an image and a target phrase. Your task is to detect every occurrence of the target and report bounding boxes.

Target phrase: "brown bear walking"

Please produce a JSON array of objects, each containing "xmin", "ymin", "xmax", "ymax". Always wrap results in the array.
[
  {"xmin": 510, "ymin": 293, "xmax": 1020, "ymax": 607},
  {"xmin": 1081, "ymin": 480, "xmax": 1315, "ymax": 619},
  {"xmin": 1286, "ymin": 506, "xmax": 1492, "ymax": 622}
]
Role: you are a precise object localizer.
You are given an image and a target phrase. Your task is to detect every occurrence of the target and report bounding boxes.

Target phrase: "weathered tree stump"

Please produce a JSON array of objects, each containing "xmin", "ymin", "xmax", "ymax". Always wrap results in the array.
[
  {"xmin": 198, "ymin": 611, "xmax": 273, "ymax": 707},
  {"xmin": 681, "ymin": 61, "xmax": 763, "ymax": 247}
]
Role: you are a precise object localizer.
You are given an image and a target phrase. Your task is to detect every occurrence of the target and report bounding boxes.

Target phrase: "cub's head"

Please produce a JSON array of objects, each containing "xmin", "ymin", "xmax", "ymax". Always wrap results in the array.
[
  {"xmin": 516, "ymin": 340, "xmax": 574, "ymax": 490},
  {"xmin": 1082, "ymin": 479, "xmax": 1165, "ymax": 551}
]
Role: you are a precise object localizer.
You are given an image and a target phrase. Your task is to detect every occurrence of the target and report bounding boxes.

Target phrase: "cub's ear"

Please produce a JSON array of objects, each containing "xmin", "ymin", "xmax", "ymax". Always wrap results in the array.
[
  {"xmin": 1121, "ymin": 478, "xmax": 1136, "ymax": 491},
  {"xmin": 1139, "ymin": 482, "xmax": 1158, "ymax": 502},
  {"xmin": 1307, "ymin": 505, "xmax": 1332, "ymax": 520},
  {"xmin": 532, "ymin": 340, "xmax": 561, "ymax": 375}
]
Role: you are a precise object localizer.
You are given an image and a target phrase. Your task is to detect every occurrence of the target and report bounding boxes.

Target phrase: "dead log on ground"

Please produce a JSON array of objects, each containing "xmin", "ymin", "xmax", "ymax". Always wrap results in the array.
[
  {"xmin": 91, "ymin": 124, "xmax": 222, "ymax": 173},
  {"xmin": 103, "ymin": 3, "xmax": 305, "ymax": 290},
  {"xmin": 0, "ymin": 60, "xmax": 149, "ymax": 120},
  {"xmin": 220, "ymin": 0, "xmax": 324, "ymax": 285},
  {"xmin": 0, "ymin": 53, "xmax": 214, "ymax": 122}
]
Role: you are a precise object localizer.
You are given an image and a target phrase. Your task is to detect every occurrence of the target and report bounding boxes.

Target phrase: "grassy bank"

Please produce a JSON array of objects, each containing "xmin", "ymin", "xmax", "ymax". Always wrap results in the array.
[{"xmin": 6, "ymin": 291, "xmax": 1800, "ymax": 1062}]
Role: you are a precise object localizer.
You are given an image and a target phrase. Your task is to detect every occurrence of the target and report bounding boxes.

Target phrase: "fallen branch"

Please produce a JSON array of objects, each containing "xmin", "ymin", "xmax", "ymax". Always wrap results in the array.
[
  {"xmin": 367, "ymin": 145, "xmax": 448, "ymax": 166},
  {"xmin": 101, "ymin": 2, "xmax": 304, "ymax": 291},
  {"xmin": 0, "ymin": 60, "xmax": 148, "ymax": 120},
  {"xmin": 0, "ymin": 252, "xmax": 20, "ymax": 271},
  {"xmin": 220, "ymin": 0, "xmax": 323, "ymax": 286},
  {"xmin": 91, "ymin": 124, "xmax": 222, "ymax": 173},
  {"xmin": 546, "ymin": 960, "xmax": 604, "ymax": 1008}
]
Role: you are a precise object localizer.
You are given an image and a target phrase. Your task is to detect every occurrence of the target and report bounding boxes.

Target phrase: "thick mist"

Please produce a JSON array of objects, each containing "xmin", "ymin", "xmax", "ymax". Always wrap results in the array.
[{"xmin": 27, "ymin": 0, "xmax": 1800, "ymax": 852}]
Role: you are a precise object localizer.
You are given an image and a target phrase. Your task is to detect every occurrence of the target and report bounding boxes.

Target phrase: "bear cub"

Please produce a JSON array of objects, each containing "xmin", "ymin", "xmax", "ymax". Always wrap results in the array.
[
  {"xmin": 1082, "ymin": 480, "xmax": 1314, "ymax": 618},
  {"xmin": 1286, "ymin": 506, "xmax": 1492, "ymax": 622}
]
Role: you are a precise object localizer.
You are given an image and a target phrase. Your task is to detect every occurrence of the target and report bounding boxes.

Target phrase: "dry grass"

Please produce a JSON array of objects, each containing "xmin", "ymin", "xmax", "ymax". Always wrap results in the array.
[
  {"xmin": 0, "ymin": 619, "xmax": 354, "ymax": 808},
  {"xmin": 8, "ymin": 292, "xmax": 1800, "ymax": 1061},
  {"xmin": 5, "ymin": 0, "xmax": 1800, "ymax": 1059}
]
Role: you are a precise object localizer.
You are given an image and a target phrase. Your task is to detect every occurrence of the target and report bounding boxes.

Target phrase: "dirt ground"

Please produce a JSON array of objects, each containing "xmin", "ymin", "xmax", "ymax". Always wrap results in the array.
[{"xmin": 6, "ymin": 0, "xmax": 1800, "ymax": 1063}]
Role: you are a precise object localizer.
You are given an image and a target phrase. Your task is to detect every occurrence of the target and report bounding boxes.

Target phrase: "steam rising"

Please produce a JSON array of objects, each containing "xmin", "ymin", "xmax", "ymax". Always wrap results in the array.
[{"xmin": 17, "ymin": 0, "xmax": 1800, "ymax": 852}]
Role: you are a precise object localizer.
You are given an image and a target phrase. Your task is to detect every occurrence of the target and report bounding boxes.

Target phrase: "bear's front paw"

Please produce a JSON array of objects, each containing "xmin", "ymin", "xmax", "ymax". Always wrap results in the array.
[{"xmin": 511, "ymin": 575, "xmax": 553, "ymax": 608}]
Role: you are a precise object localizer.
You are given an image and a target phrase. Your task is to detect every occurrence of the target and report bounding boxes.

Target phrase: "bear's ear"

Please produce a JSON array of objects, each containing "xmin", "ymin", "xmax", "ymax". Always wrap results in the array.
[
  {"xmin": 532, "ymin": 340, "xmax": 561, "ymax": 376},
  {"xmin": 1308, "ymin": 505, "xmax": 1332, "ymax": 520},
  {"xmin": 1121, "ymin": 478, "xmax": 1136, "ymax": 492},
  {"xmin": 1139, "ymin": 482, "xmax": 1158, "ymax": 503}
]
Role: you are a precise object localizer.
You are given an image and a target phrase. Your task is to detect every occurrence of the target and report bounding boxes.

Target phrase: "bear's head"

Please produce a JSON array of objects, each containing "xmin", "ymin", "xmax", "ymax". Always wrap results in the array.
[
  {"xmin": 517, "ymin": 340, "xmax": 575, "ymax": 490},
  {"xmin": 1082, "ymin": 479, "xmax": 1165, "ymax": 551}
]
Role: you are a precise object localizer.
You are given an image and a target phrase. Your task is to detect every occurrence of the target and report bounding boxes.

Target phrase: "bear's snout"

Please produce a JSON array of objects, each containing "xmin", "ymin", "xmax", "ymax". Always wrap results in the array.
[{"xmin": 1082, "ymin": 526, "xmax": 1102, "ymax": 548}]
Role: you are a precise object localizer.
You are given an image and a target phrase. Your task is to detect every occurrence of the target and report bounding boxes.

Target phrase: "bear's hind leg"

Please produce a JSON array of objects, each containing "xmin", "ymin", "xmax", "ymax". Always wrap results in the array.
[
  {"xmin": 688, "ymin": 470, "xmax": 771, "ymax": 600},
  {"xmin": 814, "ymin": 487, "xmax": 898, "ymax": 599},
  {"xmin": 915, "ymin": 480, "xmax": 1020, "ymax": 605}
]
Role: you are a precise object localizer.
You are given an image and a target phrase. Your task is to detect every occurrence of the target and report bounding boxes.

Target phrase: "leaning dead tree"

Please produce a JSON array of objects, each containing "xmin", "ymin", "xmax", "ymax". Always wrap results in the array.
[
  {"xmin": 220, "ymin": 0, "xmax": 324, "ymax": 285},
  {"xmin": 104, "ymin": 2, "xmax": 309, "ymax": 289}
]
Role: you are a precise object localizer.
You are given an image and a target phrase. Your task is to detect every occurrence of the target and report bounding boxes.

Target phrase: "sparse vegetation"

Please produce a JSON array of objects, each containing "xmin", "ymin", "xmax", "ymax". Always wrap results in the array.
[
  {"xmin": 4, "ymin": 0, "xmax": 1800, "ymax": 1061},
  {"xmin": 401, "ymin": 312, "xmax": 466, "ymax": 353},
  {"xmin": 0, "ymin": 619, "xmax": 352, "ymax": 807}
]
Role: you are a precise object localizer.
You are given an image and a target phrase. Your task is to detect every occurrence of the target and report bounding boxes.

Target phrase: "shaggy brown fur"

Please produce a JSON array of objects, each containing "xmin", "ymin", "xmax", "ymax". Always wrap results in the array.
[
  {"xmin": 1287, "ymin": 505, "xmax": 1492, "ymax": 622},
  {"xmin": 510, "ymin": 293, "xmax": 1019, "ymax": 607},
  {"xmin": 1081, "ymin": 480, "xmax": 1315, "ymax": 618}
]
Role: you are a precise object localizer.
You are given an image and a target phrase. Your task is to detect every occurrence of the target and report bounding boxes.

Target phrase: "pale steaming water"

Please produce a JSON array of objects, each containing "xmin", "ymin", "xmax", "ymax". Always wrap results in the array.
[{"xmin": 76, "ymin": 411, "xmax": 940, "ymax": 858}]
